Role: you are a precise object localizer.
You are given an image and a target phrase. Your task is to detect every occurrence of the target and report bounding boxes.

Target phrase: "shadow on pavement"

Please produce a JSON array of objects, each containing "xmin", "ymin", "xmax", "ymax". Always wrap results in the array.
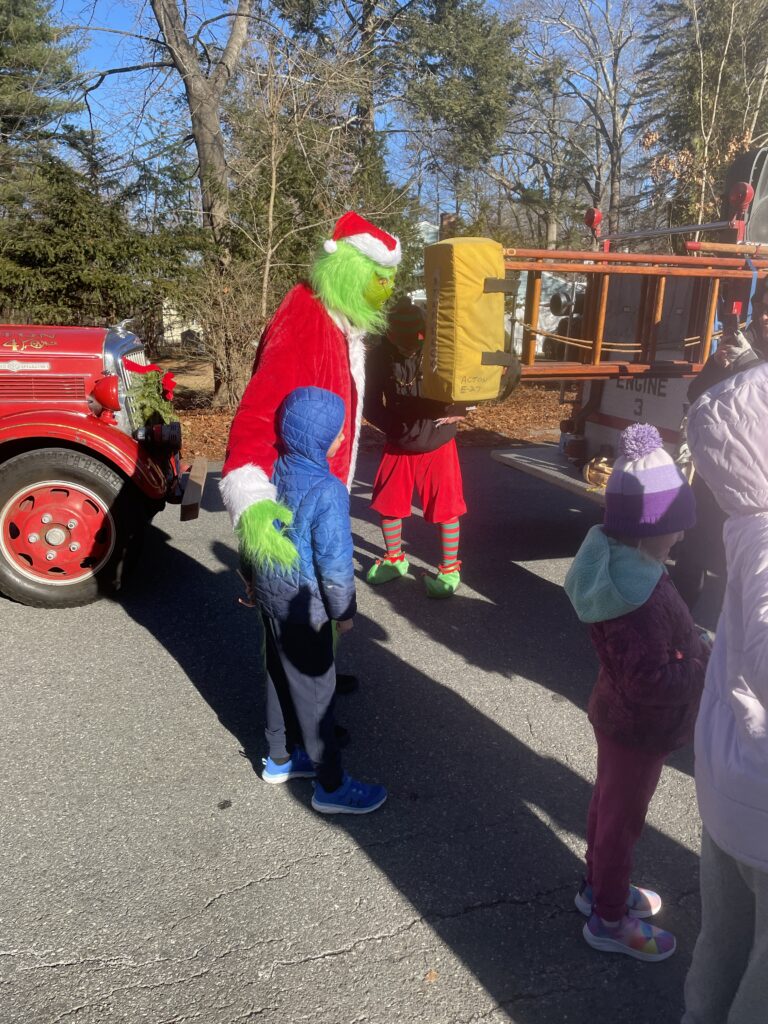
[
  {"xmin": 353, "ymin": 451, "xmax": 703, "ymax": 780},
  {"xmin": 119, "ymin": 528, "xmax": 266, "ymax": 770},
  {"xmin": 286, "ymin": 617, "xmax": 701, "ymax": 1022},
  {"xmin": 114, "ymin": 457, "xmax": 701, "ymax": 1022}
]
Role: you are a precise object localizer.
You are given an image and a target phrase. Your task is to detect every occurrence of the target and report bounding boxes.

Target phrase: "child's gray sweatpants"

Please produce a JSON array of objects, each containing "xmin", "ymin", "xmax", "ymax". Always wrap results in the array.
[{"xmin": 683, "ymin": 829, "xmax": 768, "ymax": 1024}]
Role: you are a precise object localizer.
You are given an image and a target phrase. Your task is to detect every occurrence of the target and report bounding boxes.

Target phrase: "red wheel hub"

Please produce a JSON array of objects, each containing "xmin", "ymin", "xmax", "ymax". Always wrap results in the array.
[{"xmin": 0, "ymin": 480, "xmax": 116, "ymax": 586}]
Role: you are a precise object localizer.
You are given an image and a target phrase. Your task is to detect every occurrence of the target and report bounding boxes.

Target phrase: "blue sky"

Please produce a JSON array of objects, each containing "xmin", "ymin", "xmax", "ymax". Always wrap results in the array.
[
  {"xmin": 52, "ymin": 1, "xmax": 434, "ymax": 208},
  {"xmin": 58, "ymin": 1, "xmax": 136, "ymax": 63},
  {"xmin": 58, "ymin": 1, "xmax": 143, "ymax": 99},
  {"xmin": 56, "ymin": 1, "xmax": 185, "ymax": 166}
]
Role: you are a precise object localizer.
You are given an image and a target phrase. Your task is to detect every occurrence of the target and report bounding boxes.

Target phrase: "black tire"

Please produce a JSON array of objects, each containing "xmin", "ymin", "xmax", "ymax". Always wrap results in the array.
[{"xmin": 0, "ymin": 448, "xmax": 146, "ymax": 608}]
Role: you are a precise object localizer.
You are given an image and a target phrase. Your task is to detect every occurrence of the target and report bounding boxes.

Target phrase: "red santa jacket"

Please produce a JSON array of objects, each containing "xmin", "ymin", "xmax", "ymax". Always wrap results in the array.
[{"xmin": 220, "ymin": 283, "xmax": 365, "ymax": 525}]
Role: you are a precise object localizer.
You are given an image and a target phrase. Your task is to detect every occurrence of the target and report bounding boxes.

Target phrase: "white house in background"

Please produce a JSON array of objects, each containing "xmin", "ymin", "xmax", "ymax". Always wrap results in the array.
[
  {"xmin": 409, "ymin": 221, "xmax": 439, "ymax": 307},
  {"xmin": 161, "ymin": 300, "xmax": 202, "ymax": 351}
]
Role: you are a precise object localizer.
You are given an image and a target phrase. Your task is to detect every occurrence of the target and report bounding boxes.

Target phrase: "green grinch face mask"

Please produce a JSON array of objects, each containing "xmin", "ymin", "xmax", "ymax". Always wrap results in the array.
[
  {"xmin": 310, "ymin": 241, "xmax": 397, "ymax": 333},
  {"xmin": 364, "ymin": 269, "xmax": 396, "ymax": 311}
]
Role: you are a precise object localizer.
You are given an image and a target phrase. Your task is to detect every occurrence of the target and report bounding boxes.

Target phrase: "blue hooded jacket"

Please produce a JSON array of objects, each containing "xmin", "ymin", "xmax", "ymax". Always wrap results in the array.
[{"xmin": 252, "ymin": 386, "xmax": 356, "ymax": 627}]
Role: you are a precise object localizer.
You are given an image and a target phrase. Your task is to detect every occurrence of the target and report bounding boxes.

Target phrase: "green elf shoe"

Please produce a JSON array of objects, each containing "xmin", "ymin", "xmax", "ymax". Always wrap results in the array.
[
  {"xmin": 366, "ymin": 555, "xmax": 410, "ymax": 585},
  {"xmin": 423, "ymin": 562, "xmax": 461, "ymax": 599}
]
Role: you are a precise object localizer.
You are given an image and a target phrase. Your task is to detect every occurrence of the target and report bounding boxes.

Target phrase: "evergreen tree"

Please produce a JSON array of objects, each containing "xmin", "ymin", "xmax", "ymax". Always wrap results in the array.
[
  {"xmin": 0, "ymin": 0, "xmax": 81, "ymax": 164},
  {"xmin": 0, "ymin": 157, "xmax": 200, "ymax": 328},
  {"xmin": 402, "ymin": 1, "xmax": 523, "ymax": 176},
  {"xmin": 267, "ymin": 0, "xmax": 521, "ymax": 212},
  {"xmin": 0, "ymin": 3, "xmax": 201, "ymax": 332},
  {"xmin": 489, "ymin": 56, "xmax": 595, "ymax": 248}
]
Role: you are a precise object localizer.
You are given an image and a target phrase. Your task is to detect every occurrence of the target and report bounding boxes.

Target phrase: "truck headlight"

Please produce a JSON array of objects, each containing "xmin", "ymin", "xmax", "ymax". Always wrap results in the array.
[{"xmin": 90, "ymin": 375, "xmax": 122, "ymax": 411}]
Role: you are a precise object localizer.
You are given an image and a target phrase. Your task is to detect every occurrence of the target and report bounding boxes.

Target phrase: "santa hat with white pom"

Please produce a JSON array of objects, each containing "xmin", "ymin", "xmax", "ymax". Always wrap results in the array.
[
  {"xmin": 323, "ymin": 211, "xmax": 401, "ymax": 268},
  {"xmin": 604, "ymin": 423, "xmax": 696, "ymax": 536}
]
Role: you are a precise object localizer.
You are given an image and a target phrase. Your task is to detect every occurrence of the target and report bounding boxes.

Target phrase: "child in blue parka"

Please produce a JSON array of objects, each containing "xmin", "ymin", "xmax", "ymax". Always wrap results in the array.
[{"xmin": 249, "ymin": 386, "xmax": 387, "ymax": 815}]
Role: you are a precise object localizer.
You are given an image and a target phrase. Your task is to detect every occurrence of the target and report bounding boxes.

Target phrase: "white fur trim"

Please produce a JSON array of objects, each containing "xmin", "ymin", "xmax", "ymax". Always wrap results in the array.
[
  {"xmin": 328, "ymin": 312, "xmax": 366, "ymax": 486},
  {"xmin": 323, "ymin": 239, "xmax": 337, "ymax": 253},
  {"xmin": 346, "ymin": 330, "xmax": 366, "ymax": 487},
  {"xmin": 328, "ymin": 310, "xmax": 347, "ymax": 335},
  {"xmin": 342, "ymin": 232, "xmax": 401, "ymax": 268},
  {"xmin": 218, "ymin": 464, "xmax": 276, "ymax": 527}
]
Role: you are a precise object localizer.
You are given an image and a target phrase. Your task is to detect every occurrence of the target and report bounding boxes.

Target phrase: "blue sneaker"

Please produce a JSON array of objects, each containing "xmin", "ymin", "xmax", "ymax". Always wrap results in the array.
[
  {"xmin": 311, "ymin": 774, "xmax": 387, "ymax": 814},
  {"xmin": 575, "ymin": 878, "xmax": 662, "ymax": 919},
  {"xmin": 261, "ymin": 748, "xmax": 315, "ymax": 784}
]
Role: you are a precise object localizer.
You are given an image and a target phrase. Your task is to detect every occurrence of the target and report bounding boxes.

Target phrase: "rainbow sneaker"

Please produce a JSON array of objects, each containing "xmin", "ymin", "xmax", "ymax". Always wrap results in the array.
[
  {"xmin": 583, "ymin": 913, "xmax": 676, "ymax": 962},
  {"xmin": 366, "ymin": 555, "xmax": 409, "ymax": 585},
  {"xmin": 575, "ymin": 878, "xmax": 662, "ymax": 919}
]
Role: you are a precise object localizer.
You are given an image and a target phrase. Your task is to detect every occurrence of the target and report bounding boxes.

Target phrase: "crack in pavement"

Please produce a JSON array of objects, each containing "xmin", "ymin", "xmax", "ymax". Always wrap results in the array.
[
  {"xmin": 16, "ymin": 947, "xmax": 210, "ymax": 974},
  {"xmin": 155, "ymin": 1008, "xmax": 233, "ymax": 1024},
  {"xmin": 260, "ymin": 884, "xmax": 576, "ymax": 979},
  {"xmin": 186, "ymin": 813, "xmax": 576, "ymax": 919},
  {"xmin": 155, "ymin": 1004, "xmax": 278, "ymax": 1024},
  {"xmin": 51, "ymin": 968, "xmax": 213, "ymax": 1023},
  {"xmin": 157, "ymin": 813, "xmax": 554, "ymax": 930},
  {"xmin": 203, "ymin": 869, "xmax": 291, "ymax": 909},
  {"xmin": 4, "ymin": 932, "xmax": 308, "ymax": 985},
  {"xmin": 226, "ymin": 1009, "xmax": 279, "ymax": 1022}
]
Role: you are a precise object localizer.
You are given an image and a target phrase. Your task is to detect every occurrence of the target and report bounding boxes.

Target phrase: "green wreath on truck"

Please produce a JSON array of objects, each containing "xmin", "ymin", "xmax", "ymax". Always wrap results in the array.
[{"xmin": 124, "ymin": 359, "xmax": 178, "ymax": 425}]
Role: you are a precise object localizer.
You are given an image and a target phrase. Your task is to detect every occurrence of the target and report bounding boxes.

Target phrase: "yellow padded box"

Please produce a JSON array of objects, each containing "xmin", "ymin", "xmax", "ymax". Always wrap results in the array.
[{"xmin": 422, "ymin": 237, "xmax": 506, "ymax": 402}]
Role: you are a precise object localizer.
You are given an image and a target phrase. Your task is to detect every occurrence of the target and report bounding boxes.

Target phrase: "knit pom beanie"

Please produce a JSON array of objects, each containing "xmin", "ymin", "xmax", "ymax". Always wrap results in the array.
[{"xmin": 603, "ymin": 423, "xmax": 696, "ymax": 537}]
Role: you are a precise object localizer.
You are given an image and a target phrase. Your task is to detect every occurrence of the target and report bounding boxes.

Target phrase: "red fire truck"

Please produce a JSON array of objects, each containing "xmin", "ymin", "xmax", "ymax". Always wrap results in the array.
[
  {"xmin": 0, "ymin": 322, "xmax": 205, "ymax": 608},
  {"xmin": 490, "ymin": 148, "xmax": 768, "ymax": 505}
]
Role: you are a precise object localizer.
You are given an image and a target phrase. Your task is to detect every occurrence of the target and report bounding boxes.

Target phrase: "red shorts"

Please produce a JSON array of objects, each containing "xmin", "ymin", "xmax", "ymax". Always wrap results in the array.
[{"xmin": 370, "ymin": 440, "xmax": 466, "ymax": 523}]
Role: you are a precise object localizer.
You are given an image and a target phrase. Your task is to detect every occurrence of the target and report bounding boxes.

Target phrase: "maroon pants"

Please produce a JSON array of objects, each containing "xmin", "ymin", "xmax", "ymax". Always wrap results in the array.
[{"xmin": 586, "ymin": 728, "xmax": 669, "ymax": 921}]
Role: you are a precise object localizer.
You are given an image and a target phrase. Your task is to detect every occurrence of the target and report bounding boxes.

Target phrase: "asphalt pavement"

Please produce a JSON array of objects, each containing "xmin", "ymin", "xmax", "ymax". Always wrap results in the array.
[{"xmin": 1, "ymin": 449, "xmax": 708, "ymax": 1023}]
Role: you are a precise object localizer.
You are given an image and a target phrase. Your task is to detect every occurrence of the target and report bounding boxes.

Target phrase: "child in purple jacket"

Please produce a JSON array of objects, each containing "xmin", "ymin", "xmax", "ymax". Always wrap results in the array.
[{"xmin": 564, "ymin": 423, "xmax": 708, "ymax": 961}]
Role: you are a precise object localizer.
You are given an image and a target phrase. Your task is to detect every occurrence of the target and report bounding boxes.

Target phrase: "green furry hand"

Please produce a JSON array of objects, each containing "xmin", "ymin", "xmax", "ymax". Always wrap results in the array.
[{"xmin": 236, "ymin": 500, "xmax": 298, "ymax": 571}]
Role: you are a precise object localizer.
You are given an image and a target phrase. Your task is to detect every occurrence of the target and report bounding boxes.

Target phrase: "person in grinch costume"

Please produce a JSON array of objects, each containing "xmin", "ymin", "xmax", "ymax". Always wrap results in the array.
[{"xmin": 219, "ymin": 211, "xmax": 401, "ymax": 564}]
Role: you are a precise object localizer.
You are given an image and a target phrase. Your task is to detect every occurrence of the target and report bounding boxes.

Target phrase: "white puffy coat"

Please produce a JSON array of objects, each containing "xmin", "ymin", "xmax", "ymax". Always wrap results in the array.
[{"xmin": 687, "ymin": 362, "xmax": 768, "ymax": 871}]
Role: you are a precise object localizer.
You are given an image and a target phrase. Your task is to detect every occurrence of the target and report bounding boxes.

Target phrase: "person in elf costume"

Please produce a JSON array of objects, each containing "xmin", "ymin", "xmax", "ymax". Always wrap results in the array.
[
  {"xmin": 363, "ymin": 295, "xmax": 468, "ymax": 598},
  {"xmin": 219, "ymin": 211, "xmax": 401, "ymax": 570}
]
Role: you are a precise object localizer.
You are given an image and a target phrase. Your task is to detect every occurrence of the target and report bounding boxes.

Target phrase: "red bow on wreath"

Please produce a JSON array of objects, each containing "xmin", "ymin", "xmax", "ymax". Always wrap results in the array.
[
  {"xmin": 160, "ymin": 372, "xmax": 177, "ymax": 400},
  {"xmin": 124, "ymin": 359, "xmax": 177, "ymax": 401}
]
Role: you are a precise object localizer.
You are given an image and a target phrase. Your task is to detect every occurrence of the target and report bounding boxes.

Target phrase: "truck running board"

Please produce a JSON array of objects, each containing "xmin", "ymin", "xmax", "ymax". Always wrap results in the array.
[{"xmin": 491, "ymin": 445, "xmax": 605, "ymax": 506}]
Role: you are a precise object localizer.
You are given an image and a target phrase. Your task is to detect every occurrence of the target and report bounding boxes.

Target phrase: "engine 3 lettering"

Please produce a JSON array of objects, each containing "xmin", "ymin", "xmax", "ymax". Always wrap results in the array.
[{"xmin": 615, "ymin": 378, "xmax": 668, "ymax": 397}]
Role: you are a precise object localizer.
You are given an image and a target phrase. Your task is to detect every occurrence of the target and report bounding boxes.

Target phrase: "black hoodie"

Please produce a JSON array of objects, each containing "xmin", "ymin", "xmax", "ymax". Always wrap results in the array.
[{"xmin": 364, "ymin": 339, "xmax": 467, "ymax": 453}]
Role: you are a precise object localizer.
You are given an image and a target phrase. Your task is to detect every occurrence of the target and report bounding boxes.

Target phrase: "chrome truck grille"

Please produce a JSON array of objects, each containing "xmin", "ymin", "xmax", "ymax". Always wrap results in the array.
[{"xmin": 103, "ymin": 328, "xmax": 152, "ymax": 433}]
